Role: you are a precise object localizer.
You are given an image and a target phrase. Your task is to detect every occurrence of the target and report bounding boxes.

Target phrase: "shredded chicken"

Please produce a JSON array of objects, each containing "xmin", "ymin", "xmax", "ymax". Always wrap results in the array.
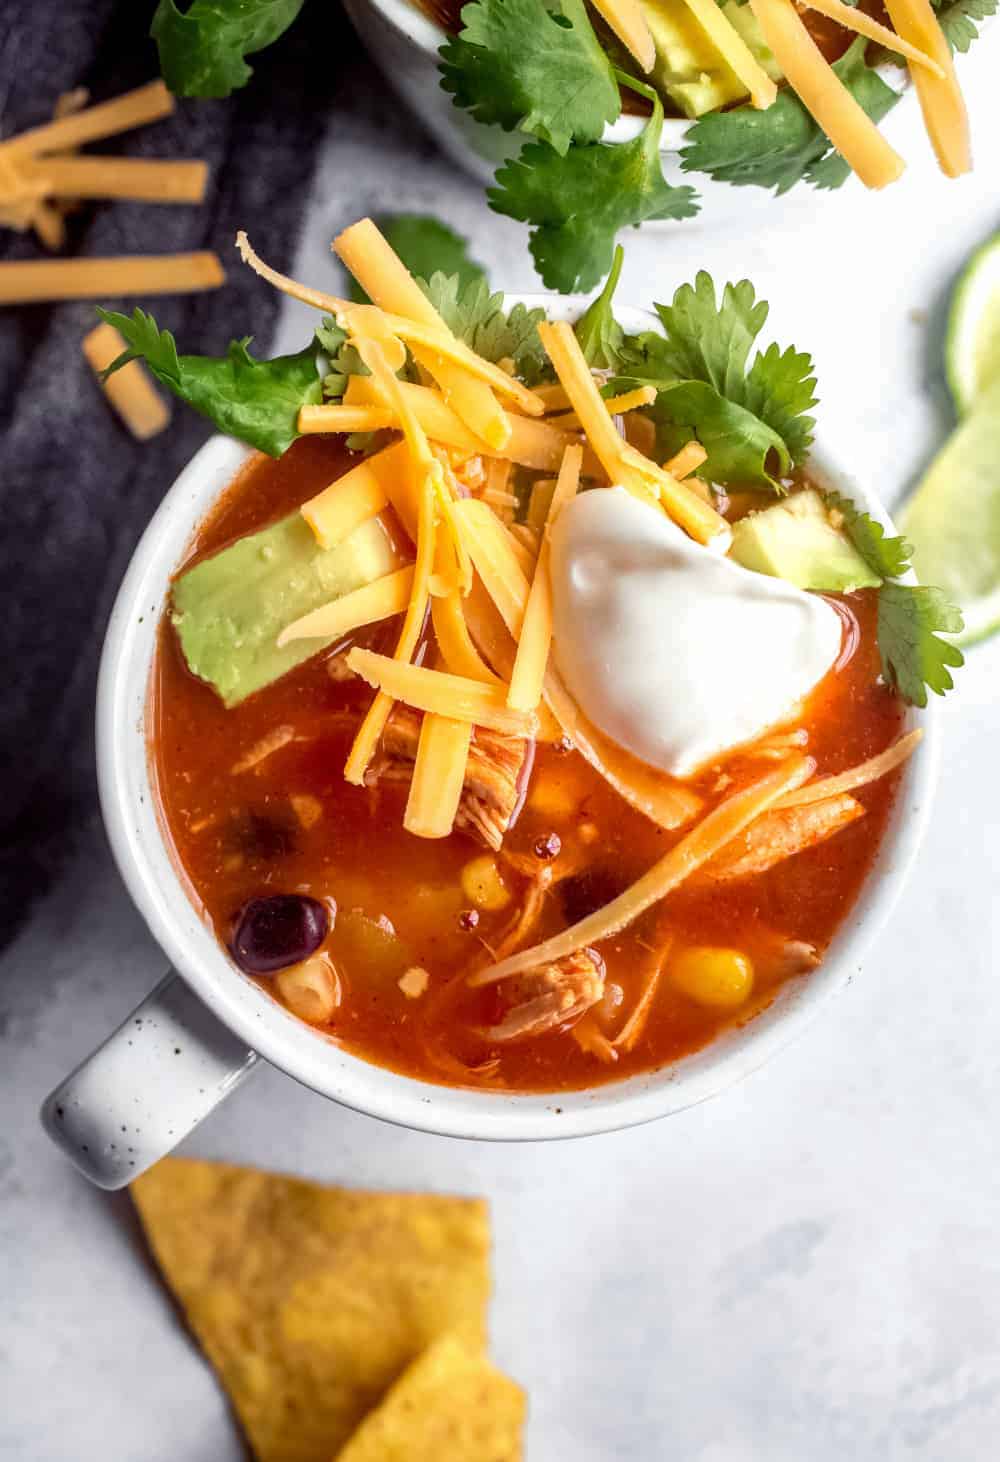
[
  {"xmin": 484, "ymin": 948, "xmax": 606, "ymax": 1042},
  {"xmin": 327, "ymin": 651, "xmax": 357, "ymax": 683},
  {"xmin": 231, "ymin": 724, "xmax": 295, "ymax": 774},
  {"xmin": 370, "ymin": 706, "xmax": 530, "ymax": 850},
  {"xmin": 699, "ymin": 794, "xmax": 864, "ymax": 882}
]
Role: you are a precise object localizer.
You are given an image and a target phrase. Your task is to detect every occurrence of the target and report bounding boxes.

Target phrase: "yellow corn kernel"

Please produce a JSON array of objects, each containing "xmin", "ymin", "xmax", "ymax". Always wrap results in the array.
[
  {"xmin": 670, "ymin": 946, "xmax": 754, "ymax": 1009},
  {"xmin": 460, "ymin": 854, "xmax": 512, "ymax": 911},
  {"xmin": 276, "ymin": 954, "xmax": 341, "ymax": 1025}
]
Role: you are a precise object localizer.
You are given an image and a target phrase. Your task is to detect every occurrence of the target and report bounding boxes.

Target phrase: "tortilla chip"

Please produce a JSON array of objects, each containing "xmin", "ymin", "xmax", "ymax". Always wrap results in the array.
[
  {"xmin": 333, "ymin": 1334, "xmax": 525, "ymax": 1462},
  {"xmin": 131, "ymin": 1158, "xmax": 490, "ymax": 1462}
]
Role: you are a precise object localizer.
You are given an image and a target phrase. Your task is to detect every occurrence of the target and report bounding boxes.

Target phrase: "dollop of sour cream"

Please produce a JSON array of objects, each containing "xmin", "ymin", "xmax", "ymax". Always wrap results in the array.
[{"xmin": 549, "ymin": 488, "xmax": 843, "ymax": 779}]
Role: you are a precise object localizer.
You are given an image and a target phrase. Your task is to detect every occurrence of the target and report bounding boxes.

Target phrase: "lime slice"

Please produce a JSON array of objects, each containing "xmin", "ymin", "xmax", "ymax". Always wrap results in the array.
[
  {"xmin": 946, "ymin": 232, "xmax": 1000, "ymax": 415},
  {"xmin": 900, "ymin": 380, "xmax": 1000, "ymax": 646}
]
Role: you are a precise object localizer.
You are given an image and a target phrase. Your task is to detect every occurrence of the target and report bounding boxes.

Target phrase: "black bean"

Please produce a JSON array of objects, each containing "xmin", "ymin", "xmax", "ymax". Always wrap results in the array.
[{"xmin": 230, "ymin": 895, "xmax": 331, "ymax": 975}]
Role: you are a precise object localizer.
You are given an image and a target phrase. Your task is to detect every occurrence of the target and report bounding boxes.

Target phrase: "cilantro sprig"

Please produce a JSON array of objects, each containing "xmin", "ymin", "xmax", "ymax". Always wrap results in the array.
[
  {"xmin": 932, "ymin": 0, "xmax": 998, "ymax": 52},
  {"xmin": 419, "ymin": 273, "xmax": 551, "ymax": 383},
  {"xmin": 97, "ymin": 307, "xmax": 322, "ymax": 456},
  {"xmin": 823, "ymin": 492, "xmax": 964, "ymax": 705},
  {"xmin": 440, "ymin": 0, "xmax": 620, "ymax": 153},
  {"xmin": 152, "ymin": 0, "xmax": 305, "ymax": 99},
  {"xmin": 490, "ymin": 73, "xmax": 699, "ymax": 292},
  {"xmin": 611, "ymin": 270, "xmax": 816, "ymax": 487},
  {"xmin": 96, "ymin": 252, "xmax": 551, "ymax": 456},
  {"xmin": 679, "ymin": 39, "xmax": 900, "ymax": 194}
]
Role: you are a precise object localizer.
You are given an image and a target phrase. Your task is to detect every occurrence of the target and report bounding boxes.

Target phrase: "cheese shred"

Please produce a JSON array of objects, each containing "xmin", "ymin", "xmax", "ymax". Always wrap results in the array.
[{"xmin": 469, "ymin": 755, "xmax": 814, "ymax": 985}]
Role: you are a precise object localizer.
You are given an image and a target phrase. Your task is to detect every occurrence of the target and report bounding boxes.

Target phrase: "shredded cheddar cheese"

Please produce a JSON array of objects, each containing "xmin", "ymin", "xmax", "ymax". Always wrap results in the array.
[
  {"xmin": 589, "ymin": 0, "xmax": 656, "ymax": 73},
  {"xmin": 300, "ymin": 446, "xmax": 399, "ymax": 548},
  {"xmin": 277, "ymin": 568, "xmax": 414, "ymax": 648},
  {"xmin": 347, "ymin": 650, "xmax": 538, "ymax": 738},
  {"xmin": 801, "ymin": 0, "xmax": 944, "ymax": 75},
  {"xmin": 507, "ymin": 445, "xmax": 582, "ymax": 713},
  {"xmin": 470, "ymin": 756, "xmax": 814, "ymax": 985},
  {"xmin": 404, "ymin": 714, "xmax": 473, "ymax": 838},
  {"xmin": 883, "ymin": 0, "xmax": 971, "ymax": 177},
  {"xmin": 747, "ymin": 0, "xmax": 906, "ymax": 190}
]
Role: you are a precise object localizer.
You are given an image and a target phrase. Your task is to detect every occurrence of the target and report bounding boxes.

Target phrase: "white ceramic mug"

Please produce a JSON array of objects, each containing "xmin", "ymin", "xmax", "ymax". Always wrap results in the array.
[{"xmin": 41, "ymin": 298, "xmax": 938, "ymax": 1188}]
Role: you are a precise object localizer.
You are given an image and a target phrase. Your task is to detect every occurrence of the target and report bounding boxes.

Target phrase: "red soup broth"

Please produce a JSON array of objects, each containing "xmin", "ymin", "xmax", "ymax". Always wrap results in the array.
[{"xmin": 150, "ymin": 438, "xmax": 905, "ymax": 1092}]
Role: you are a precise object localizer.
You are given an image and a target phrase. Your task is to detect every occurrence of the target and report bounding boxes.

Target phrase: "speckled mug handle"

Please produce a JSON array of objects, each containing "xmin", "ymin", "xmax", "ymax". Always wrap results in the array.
[{"xmin": 41, "ymin": 971, "xmax": 259, "ymax": 1189}]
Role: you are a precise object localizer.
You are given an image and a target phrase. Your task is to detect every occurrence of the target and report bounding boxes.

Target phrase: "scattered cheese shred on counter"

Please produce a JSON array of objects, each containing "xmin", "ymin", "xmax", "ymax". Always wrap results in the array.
[
  {"xmin": 0, "ymin": 252, "xmax": 224, "ymax": 305},
  {"xmin": 82, "ymin": 320, "xmax": 170, "ymax": 440}
]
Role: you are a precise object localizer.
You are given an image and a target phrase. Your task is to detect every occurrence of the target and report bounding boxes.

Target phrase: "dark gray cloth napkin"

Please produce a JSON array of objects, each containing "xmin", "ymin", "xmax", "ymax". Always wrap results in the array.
[{"xmin": 0, "ymin": 0, "xmax": 360, "ymax": 950}]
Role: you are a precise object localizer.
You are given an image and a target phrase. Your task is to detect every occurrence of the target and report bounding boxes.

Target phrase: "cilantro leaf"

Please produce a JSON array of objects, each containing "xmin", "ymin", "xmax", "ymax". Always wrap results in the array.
[
  {"xmin": 346, "ymin": 216, "xmax": 486, "ymax": 304},
  {"xmin": 613, "ymin": 271, "xmax": 815, "ymax": 485},
  {"xmin": 651, "ymin": 273, "xmax": 768, "ymax": 398},
  {"xmin": 574, "ymin": 244, "xmax": 626, "ymax": 369},
  {"xmin": 439, "ymin": 0, "xmax": 620, "ymax": 154},
  {"xmin": 647, "ymin": 379, "xmax": 793, "ymax": 486},
  {"xmin": 680, "ymin": 39, "xmax": 900, "ymax": 194},
  {"xmin": 877, "ymin": 583, "xmax": 965, "ymax": 707},
  {"xmin": 151, "ymin": 0, "xmax": 305, "ymax": 98},
  {"xmin": 824, "ymin": 492, "xmax": 913, "ymax": 578},
  {"xmin": 489, "ymin": 89, "xmax": 699, "ymax": 292},
  {"xmin": 419, "ymin": 273, "xmax": 551, "ymax": 382},
  {"xmin": 315, "ymin": 317, "xmax": 367, "ymax": 400},
  {"xmin": 743, "ymin": 344, "xmax": 817, "ymax": 463},
  {"xmin": 932, "ymin": 0, "xmax": 998, "ymax": 52},
  {"xmin": 816, "ymin": 491, "xmax": 964, "ymax": 704},
  {"xmin": 97, "ymin": 307, "xmax": 322, "ymax": 456}
]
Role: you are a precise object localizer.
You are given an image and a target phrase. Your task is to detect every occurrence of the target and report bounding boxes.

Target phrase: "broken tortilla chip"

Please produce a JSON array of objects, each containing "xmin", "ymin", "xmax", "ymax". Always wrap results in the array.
[
  {"xmin": 333, "ymin": 1333, "xmax": 525, "ymax": 1462},
  {"xmin": 130, "ymin": 1158, "xmax": 490, "ymax": 1462}
]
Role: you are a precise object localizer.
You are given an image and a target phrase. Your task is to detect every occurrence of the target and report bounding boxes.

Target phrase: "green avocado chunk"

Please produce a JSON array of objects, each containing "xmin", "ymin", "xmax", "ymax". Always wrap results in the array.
[
  {"xmin": 171, "ymin": 511, "xmax": 399, "ymax": 706},
  {"xmin": 729, "ymin": 489, "xmax": 882, "ymax": 592},
  {"xmin": 637, "ymin": 0, "xmax": 781, "ymax": 120}
]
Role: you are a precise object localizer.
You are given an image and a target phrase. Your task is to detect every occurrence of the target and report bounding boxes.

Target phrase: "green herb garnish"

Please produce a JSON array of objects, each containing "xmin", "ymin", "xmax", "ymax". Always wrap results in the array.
[
  {"xmin": 419, "ymin": 273, "xmax": 552, "ymax": 383},
  {"xmin": 821, "ymin": 493, "xmax": 964, "ymax": 705},
  {"xmin": 97, "ymin": 307, "xmax": 322, "ymax": 457},
  {"xmin": 439, "ymin": 0, "xmax": 620, "ymax": 154},
  {"xmin": 932, "ymin": 0, "xmax": 998, "ymax": 52},
  {"xmin": 489, "ymin": 75, "xmax": 699, "ymax": 293},
  {"xmin": 574, "ymin": 244, "xmax": 627, "ymax": 369},
  {"xmin": 679, "ymin": 39, "xmax": 899, "ymax": 194},
  {"xmin": 613, "ymin": 270, "xmax": 816, "ymax": 486},
  {"xmin": 151, "ymin": 0, "xmax": 305, "ymax": 99}
]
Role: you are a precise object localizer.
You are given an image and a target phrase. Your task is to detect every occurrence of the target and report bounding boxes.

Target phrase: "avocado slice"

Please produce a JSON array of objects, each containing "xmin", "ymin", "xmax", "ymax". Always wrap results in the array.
[
  {"xmin": 172, "ymin": 511, "xmax": 399, "ymax": 706},
  {"xmin": 729, "ymin": 490, "xmax": 881, "ymax": 593},
  {"xmin": 637, "ymin": 0, "xmax": 781, "ymax": 119}
]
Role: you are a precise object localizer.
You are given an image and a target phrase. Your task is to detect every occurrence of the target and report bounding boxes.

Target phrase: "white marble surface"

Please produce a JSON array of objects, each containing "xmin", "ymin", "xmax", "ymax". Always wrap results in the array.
[{"xmin": 5, "ymin": 42, "xmax": 1000, "ymax": 1461}]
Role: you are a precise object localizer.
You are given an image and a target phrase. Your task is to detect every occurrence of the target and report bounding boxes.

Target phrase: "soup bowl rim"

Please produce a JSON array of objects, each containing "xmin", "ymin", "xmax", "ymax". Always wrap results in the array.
[{"xmin": 96, "ymin": 294, "xmax": 940, "ymax": 1142}]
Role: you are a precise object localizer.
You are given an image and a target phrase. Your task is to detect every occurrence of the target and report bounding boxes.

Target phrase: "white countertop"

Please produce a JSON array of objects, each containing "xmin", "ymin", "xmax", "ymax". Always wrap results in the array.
[{"xmin": 4, "ymin": 43, "xmax": 1000, "ymax": 1461}]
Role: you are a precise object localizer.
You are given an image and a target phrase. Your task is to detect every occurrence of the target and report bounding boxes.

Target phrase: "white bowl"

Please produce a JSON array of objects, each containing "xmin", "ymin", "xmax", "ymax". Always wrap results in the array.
[
  {"xmin": 41, "ymin": 297, "xmax": 938, "ymax": 1187},
  {"xmin": 341, "ymin": 0, "xmax": 905, "ymax": 226}
]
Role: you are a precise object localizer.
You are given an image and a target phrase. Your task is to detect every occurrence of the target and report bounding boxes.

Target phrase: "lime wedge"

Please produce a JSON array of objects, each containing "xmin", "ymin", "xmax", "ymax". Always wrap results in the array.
[
  {"xmin": 946, "ymin": 232, "xmax": 1000, "ymax": 415},
  {"xmin": 900, "ymin": 380, "xmax": 1000, "ymax": 646}
]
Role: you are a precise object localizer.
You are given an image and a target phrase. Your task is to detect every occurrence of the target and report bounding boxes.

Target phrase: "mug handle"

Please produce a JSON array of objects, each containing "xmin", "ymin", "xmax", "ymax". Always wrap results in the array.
[{"xmin": 41, "ymin": 970, "xmax": 259, "ymax": 1189}]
